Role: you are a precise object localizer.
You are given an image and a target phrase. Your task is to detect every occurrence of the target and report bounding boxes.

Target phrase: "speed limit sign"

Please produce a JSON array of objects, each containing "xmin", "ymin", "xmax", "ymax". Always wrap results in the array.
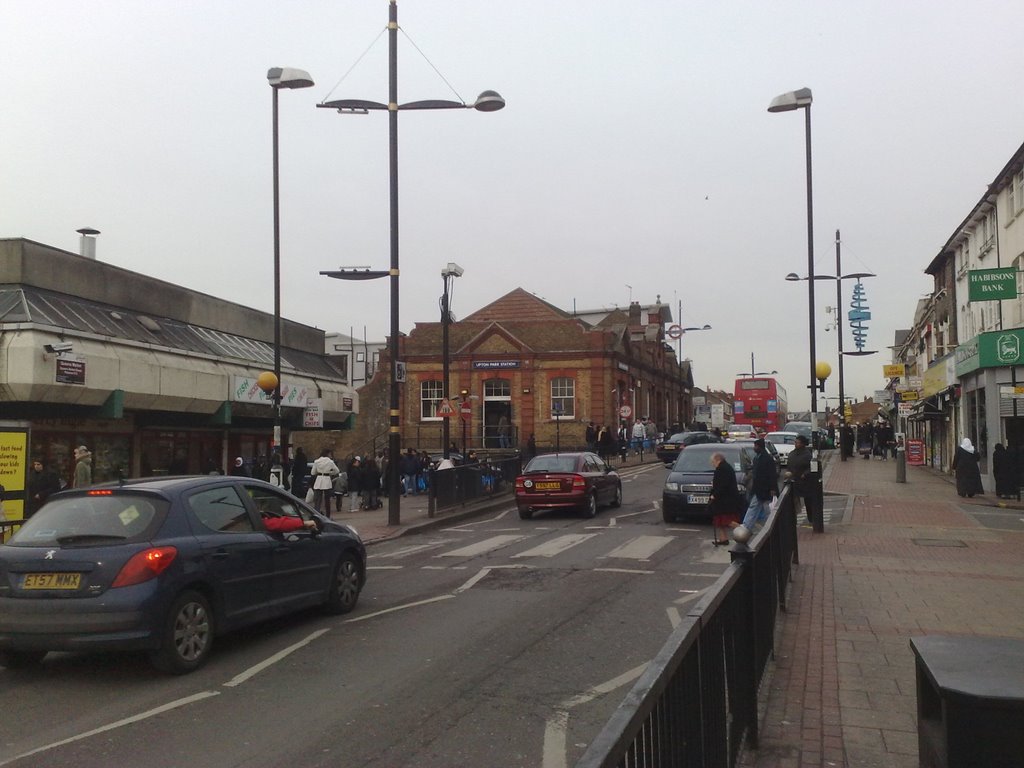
[{"xmin": 618, "ymin": 405, "xmax": 632, "ymax": 419}]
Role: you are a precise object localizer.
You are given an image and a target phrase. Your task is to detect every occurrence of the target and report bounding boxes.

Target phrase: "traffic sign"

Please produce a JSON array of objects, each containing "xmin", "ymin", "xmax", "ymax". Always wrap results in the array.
[
  {"xmin": 667, "ymin": 324, "xmax": 683, "ymax": 340},
  {"xmin": 618, "ymin": 405, "xmax": 632, "ymax": 419},
  {"xmin": 460, "ymin": 402, "xmax": 472, "ymax": 422},
  {"xmin": 437, "ymin": 398, "xmax": 454, "ymax": 416}
]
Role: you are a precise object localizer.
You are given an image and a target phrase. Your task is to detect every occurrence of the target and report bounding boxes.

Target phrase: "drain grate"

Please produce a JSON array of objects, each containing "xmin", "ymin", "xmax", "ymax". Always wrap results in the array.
[{"xmin": 911, "ymin": 538, "xmax": 968, "ymax": 548}]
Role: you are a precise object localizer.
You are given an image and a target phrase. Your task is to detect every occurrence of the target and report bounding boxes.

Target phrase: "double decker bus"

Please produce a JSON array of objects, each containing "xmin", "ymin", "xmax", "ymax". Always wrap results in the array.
[{"xmin": 733, "ymin": 377, "xmax": 788, "ymax": 434}]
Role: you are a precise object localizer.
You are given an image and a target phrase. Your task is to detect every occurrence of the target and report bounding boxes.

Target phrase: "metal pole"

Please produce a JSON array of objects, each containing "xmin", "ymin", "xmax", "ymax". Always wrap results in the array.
[
  {"xmin": 387, "ymin": 0, "xmax": 402, "ymax": 526},
  {"xmin": 804, "ymin": 104, "xmax": 817, "ymax": 423},
  {"xmin": 836, "ymin": 229, "xmax": 846, "ymax": 462},
  {"xmin": 442, "ymin": 274, "xmax": 451, "ymax": 459},
  {"xmin": 271, "ymin": 86, "xmax": 283, "ymax": 454}
]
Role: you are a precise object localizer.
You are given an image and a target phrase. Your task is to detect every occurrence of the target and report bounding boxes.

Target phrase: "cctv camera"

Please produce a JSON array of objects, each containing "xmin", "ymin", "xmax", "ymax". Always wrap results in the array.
[
  {"xmin": 44, "ymin": 342, "xmax": 74, "ymax": 354},
  {"xmin": 442, "ymin": 262, "xmax": 465, "ymax": 278}
]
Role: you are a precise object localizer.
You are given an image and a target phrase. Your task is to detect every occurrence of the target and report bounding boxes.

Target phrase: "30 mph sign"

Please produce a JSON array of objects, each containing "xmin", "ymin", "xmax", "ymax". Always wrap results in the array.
[{"xmin": 618, "ymin": 405, "xmax": 632, "ymax": 419}]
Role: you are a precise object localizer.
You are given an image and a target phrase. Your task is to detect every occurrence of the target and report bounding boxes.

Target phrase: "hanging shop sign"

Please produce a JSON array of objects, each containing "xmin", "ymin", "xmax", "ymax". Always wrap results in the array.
[
  {"xmin": 967, "ymin": 268, "xmax": 1017, "ymax": 302},
  {"xmin": 956, "ymin": 329, "xmax": 1024, "ymax": 376}
]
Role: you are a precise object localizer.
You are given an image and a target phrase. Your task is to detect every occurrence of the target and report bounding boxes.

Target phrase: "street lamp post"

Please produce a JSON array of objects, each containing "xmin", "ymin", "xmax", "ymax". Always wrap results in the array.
[
  {"xmin": 768, "ymin": 87, "xmax": 816, "ymax": 424},
  {"xmin": 441, "ymin": 262, "xmax": 464, "ymax": 459},
  {"xmin": 267, "ymin": 67, "xmax": 314, "ymax": 455},
  {"xmin": 318, "ymin": 1, "xmax": 504, "ymax": 526}
]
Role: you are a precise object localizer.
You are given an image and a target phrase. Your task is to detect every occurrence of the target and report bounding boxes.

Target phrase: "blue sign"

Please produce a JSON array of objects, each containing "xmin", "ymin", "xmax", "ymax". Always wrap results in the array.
[
  {"xmin": 848, "ymin": 281, "xmax": 871, "ymax": 352},
  {"xmin": 734, "ymin": 401, "xmax": 744, "ymax": 414},
  {"xmin": 767, "ymin": 400, "xmax": 777, "ymax": 413}
]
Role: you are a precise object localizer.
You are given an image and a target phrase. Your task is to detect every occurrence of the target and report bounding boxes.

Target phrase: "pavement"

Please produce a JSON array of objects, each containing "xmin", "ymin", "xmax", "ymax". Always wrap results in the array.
[
  {"xmin": 740, "ymin": 453, "xmax": 1024, "ymax": 768},
  {"xmin": 326, "ymin": 449, "xmax": 1024, "ymax": 767}
]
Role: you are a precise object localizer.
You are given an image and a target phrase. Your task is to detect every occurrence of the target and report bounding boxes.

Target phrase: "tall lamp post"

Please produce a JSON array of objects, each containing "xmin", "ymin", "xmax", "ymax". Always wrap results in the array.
[
  {"xmin": 441, "ymin": 262, "xmax": 464, "ymax": 459},
  {"xmin": 768, "ymin": 87, "xmax": 816, "ymax": 424},
  {"xmin": 265, "ymin": 67, "xmax": 314, "ymax": 456},
  {"xmin": 318, "ymin": 1, "xmax": 504, "ymax": 526}
]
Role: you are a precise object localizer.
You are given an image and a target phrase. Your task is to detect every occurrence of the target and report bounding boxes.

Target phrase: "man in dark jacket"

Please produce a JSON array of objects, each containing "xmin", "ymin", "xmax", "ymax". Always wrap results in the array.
[
  {"xmin": 28, "ymin": 459, "xmax": 62, "ymax": 517},
  {"xmin": 741, "ymin": 438, "xmax": 778, "ymax": 529},
  {"xmin": 786, "ymin": 434, "xmax": 816, "ymax": 524}
]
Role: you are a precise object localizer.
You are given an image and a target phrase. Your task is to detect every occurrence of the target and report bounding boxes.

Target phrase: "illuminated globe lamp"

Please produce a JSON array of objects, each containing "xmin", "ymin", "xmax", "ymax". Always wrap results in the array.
[
  {"xmin": 815, "ymin": 361, "xmax": 832, "ymax": 392},
  {"xmin": 257, "ymin": 371, "xmax": 279, "ymax": 395}
]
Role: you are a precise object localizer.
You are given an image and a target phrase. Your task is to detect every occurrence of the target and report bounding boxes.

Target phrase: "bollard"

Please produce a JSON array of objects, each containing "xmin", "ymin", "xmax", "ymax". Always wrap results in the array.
[{"xmin": 896, "ymin": 445, "xmax": 906, "ymax": 483}]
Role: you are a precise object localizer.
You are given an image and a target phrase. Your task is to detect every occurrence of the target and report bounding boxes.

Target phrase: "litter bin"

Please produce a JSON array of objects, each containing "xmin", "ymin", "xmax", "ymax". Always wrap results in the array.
[{"xmin": 910, "ymin": 635, "xmax": 1024, "ymax": 767}]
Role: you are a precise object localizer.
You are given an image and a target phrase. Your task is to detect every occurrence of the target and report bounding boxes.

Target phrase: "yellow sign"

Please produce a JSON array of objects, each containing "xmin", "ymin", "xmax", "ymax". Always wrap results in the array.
[
  {"xmin": 898, "ymin": 390, "xmax": 920, "ymax": 402},
  {"xmin": 883, "ymin": 364, "xmax": 905, "ymax": 378}
]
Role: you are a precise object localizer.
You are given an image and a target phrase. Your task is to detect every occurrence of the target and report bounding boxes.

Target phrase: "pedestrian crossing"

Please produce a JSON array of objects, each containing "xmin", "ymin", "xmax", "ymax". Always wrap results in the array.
[{"xmin": 369, "ymin": 529, "xmax": 720, "ymax": 571}]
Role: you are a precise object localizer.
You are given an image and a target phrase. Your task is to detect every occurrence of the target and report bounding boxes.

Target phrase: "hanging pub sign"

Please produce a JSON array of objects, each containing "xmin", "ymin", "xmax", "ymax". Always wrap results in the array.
[{"xmin": 968, "ymin": 268, "xmax": 1017, "ymax": 302}]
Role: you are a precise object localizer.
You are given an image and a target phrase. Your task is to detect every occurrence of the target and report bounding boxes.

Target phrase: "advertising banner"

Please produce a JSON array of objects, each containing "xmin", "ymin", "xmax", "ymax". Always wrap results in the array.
[{"xmin": 906, "ymin": 439, "xmax": 925, "ymax": 466}]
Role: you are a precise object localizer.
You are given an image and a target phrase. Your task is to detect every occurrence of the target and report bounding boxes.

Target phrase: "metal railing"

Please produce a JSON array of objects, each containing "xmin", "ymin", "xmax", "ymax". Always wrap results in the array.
[
  {"xmin": 427, "ymin": 456, "xmax": 522, "ymax": 515},
  {"xmin": 575, "ymin": 481, "xmax": 800, "ymax": 768}
]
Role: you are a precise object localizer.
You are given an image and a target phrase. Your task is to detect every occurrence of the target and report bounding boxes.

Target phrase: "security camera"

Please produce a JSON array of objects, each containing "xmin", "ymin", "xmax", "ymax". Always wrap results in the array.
[
  {"xmin": 442, "ymin": 262, "xmax": 464, "ymax": 278},
  {"xmin": 44, "ymin": 342, "xmax": 73, "ymax": 354}
]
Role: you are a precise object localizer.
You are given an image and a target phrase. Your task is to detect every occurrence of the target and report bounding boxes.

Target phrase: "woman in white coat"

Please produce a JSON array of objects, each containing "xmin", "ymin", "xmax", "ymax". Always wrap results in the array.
[{"xmin": 310, "ymin": 448, "xmax": 341, "ymax": 517}]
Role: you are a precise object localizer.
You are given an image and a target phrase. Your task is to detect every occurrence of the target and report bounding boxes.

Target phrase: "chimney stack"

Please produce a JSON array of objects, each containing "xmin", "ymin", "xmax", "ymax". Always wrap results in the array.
[{"xmin": 76, "ymin": 227, "xmax": 100, "ymax": 259}]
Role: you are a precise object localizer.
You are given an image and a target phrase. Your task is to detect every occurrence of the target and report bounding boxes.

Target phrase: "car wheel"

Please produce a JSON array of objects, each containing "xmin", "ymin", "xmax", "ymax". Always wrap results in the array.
[
  {"xmin": 582, "ymin": 492, "xmax": 598, "ymax": 518},
  {"xmin": 518, "ymin": 508, "xmax": 533, "ymax": 520},
  {"xmin": 610, "ymin": 484, "xmax": 622, "ymax": 508},
  {"xmin": 325, "ymin": 552, "xmax": 362, "ymax": 615},
  {"xmin": 0, "ymin": 650, "xmax": 47, "ymax": 669},
  {"xmin": 149, "ymin": 590, "xmax": 213, "ymax": 675}
]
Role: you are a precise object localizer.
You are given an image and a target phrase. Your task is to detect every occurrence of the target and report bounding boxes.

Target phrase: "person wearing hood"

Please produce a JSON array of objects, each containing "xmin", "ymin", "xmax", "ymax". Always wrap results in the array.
[
  {"xmin": 229, "ymin": 457, "xmax": 249, "ymax": 478},
  {"xmin": 72, "ymin": 446, "xmax": 92, "ymax": 488},
  {"xmin": 952, "ymin": 438, "xmax": 984, "ymax": 498}
]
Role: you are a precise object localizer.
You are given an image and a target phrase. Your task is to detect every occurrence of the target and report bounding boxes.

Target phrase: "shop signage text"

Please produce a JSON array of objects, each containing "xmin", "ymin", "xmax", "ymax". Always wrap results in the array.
[
  {"xmin": 472, "ymin": 361, "xmax": 521, "ymax": 369},
  {"xmin": 968, "ymin": 268, "xmax": 1017, "ymax": 302}
]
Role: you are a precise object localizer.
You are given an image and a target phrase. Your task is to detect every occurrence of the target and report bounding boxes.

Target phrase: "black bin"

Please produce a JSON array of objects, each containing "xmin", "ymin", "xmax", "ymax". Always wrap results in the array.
[{"xmin": 911, "ymin": 636, "xmax": 1024, "ymax": 767}]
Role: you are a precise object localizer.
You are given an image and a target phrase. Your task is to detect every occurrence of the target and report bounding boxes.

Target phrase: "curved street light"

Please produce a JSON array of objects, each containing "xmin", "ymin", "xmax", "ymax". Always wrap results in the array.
[{"xmin": 318, "ymin": 1, "xmax": 504, "ymax": 526}]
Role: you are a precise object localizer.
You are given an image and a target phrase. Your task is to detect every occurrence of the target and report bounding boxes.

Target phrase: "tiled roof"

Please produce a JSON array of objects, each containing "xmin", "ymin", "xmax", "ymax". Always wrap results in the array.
[{"xmin": 463, "ymin": 288, "xmax": 577, "ymax": 324}]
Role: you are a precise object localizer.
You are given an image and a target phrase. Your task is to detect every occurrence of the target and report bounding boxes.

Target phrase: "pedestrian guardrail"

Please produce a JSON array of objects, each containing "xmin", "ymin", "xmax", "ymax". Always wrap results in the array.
[
  {"xmin": 574, "ymin": 482, "xmax": 799, "ymax": 768},
  {"xmin": 428, "ymin": 457, "xmax": 522, "ymax": 515}
]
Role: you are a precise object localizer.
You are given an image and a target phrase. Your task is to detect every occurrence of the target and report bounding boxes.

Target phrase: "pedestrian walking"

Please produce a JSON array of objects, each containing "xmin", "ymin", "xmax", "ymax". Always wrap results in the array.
[
  {"xmin": 785, "ymin": 434, "xmax": 815, "ymax": 525},
  {"xmin": 597, "ymin": 425, "xmax": 614, "ymax": 461},
  {"xmin": 28, "ymin": 458, "xmax": 61, "ymax": 517},
  {"xmin": 631, "ymin": 419, "xmax": 646, "ymax": 455},
  {"xmin": 362, "ymin": 457, "xmax": 381, "ymax": 509},
  {"xmin": 290, "ymin": 447, "xmax": 308, "ymax": 499},
  {"xmin": 709, "ymin": 452, "xmax": 742, "ymax": 545},
  {"xmin": 741, "ymin": 438, "xmax": 778, "ymax": 529},
  {"xmin": 497, "ymin": 414, "xmax": 512, "ymax": 449},
  {"xmin": 585, "ymin": 422, "xmax": 597, "ymax": 453},
  {"xmin": 309, "ymin": 449, "xmax": 340, "ymax": 516},
  {"xmin": 347, "ymin": 456, "xmax": 364, "ymax": 513},
  {"xmin": 993, "ymin": 443, "xmax": 1018, "ymax": 499},
  {"xmin": 229, "ymin": 457, "xmax": 249, "ymax": 477},
  {"xmin": 952, "ymin": 438, "xmax": 984, "ymax": 497},
  {"xmin": 72, "ymin": 446, "xmax": 93, "ymax": 488},
  {"xmin": 525, "ymin": 434, "xmax": 537, "ymax": 459}
]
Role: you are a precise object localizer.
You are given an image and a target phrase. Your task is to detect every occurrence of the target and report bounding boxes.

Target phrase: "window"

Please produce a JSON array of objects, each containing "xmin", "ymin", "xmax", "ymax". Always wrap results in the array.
[
  {"xmin": 188, "ymin": 486, "xmax": 254, "ymax": 533},
  {"xmin": 484, "ymin": 379, "xmax": 511, "ymax": 398},
  {"xmin": 421, "ymin": 380, "xmax": 443, "ymax": 419},
  {"xmin": 356, "ymin": 352, "xmax": 365, "ymax": 363},
  {"xmin": 550, "ymin": 377, "xmax": 575, "ymax": 418},
  {"xmin": 246, "ymin": 485, "xmax": 305, "ymax": 527}
]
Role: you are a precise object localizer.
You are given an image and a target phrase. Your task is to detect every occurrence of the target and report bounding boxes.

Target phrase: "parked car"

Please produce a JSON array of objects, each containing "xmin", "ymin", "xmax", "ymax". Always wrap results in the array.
[
  {"xmin": 765, "ymin": 431, "xmax": 801, "ymax": 465},
  {"xmin": 783, "ymin": 421, "xmax": 813, "ymax": 441},
  {"xmin": 0, "ymin": 476, "xmax": 366, "ymax": 674},
  {"xmin": 725, "ymin": 424, "xmax": 759, "ymax": 441},
  {"xmin": 515, "ymin": 452, "xmax": 622, "ymax": 520},
  {"xmin": 655, "ymin": 431, "xmax": 723, "ymax": 465},
  {"xmin": 662, "ymin": 443, "xmax": 755, "ymax": 523}
]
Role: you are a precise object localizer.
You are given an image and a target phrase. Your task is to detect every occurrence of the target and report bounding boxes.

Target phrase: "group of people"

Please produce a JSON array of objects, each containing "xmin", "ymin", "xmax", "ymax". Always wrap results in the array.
[
  {"xmin": 579, "ymin": 418, "xmax": 664, "ymax": 463},
  {"xmin": 708, "ymin": 435, "xmax": 817, "ymax": 545},
  {"xmin": 840, "ymin": 420, "xmax": 897, "ymax": 460}
]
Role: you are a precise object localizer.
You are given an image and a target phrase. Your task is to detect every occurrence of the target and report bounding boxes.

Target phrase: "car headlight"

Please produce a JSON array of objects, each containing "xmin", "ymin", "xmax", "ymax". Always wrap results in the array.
[{"xmin": 664, "ymin": 482, "xmax": 680, "ymax": 492}]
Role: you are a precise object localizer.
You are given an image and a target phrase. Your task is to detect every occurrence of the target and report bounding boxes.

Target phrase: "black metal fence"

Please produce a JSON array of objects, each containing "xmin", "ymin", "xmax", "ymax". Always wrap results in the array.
[
  {"xmin": 574, "ymin": 481, "xmax": 800, "ymax": 768},
  {"xmin": 428, "ymin": 456, "xmax": 523, "ymax": 514}
]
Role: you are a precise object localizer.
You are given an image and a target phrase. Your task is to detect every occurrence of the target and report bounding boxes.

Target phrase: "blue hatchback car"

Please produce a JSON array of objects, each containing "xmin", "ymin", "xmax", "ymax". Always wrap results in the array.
[{"xmin": 0, "ymin": 476, "xmax": 366, "ymax": 674}]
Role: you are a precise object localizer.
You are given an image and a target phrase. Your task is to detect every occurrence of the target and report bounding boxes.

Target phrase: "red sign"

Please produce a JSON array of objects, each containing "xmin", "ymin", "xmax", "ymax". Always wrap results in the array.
[
  {"xmin": 906, "ymin": 439, "xmax": 925, "ymax": 466},
  {"xmin": 437, "ymin": 398, "xmax": 455, "ymax": 416},
  {"xmin": 460, "ymin": 403, "xmax": 472, "ymax": 422}
]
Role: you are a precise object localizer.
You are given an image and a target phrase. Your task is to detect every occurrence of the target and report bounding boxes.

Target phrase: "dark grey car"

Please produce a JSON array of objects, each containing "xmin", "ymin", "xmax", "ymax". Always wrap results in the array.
[{"xmin": 662, "ymin": 443, "xmax": 755, "ymax": 522}]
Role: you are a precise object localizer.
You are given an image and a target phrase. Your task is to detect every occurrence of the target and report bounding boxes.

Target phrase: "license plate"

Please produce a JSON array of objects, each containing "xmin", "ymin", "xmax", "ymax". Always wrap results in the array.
[
  {"xmin": 534, "ymin": 482, "xmax": 561, "ymax": 490},
  {"xmin": 22, "ymin": 572, "xmax": 81, "ymax": 590},
  {"xmin": 687, "ymin": 495, "xmax": 710, "ymax": 505}
]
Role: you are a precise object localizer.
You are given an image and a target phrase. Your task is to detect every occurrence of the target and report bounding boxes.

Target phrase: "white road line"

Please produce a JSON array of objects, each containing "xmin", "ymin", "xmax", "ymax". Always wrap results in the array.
[
  {"xmin": 513, "ymin": 533, "xmax": 597, "ymax": 558},
  {"xmin": 603, "ymin": 535, "xmax": 672, "ymax": 561},
  {"xmin": 437, "ymin": 534, "xmax": 526, "ymax": 558},
  {"xmin": 375, "ymin": 540, "xmax": 458, "ymax": 558},
  {"xmin": 442, "ymin": 508, "xmax": 513, "ymax": 531},
  {"xmin": 367, "ymin": 565, "xmax": 403, "ymax": 570},
  {"xmin": 667, "ymin": 606, "xmax": 683, "ymax": 628},
  {"xmin": 593, "ymin": 567, "xmax": 654, "ymax": 575},
  {"xmin": 0, "ymin": 690, "xmax": 221, "ymax": 767},
  {"xmin": 453, "ymin": 564, "xmax": 534, "ymax": 594},
  {"xmin": 342, "ymin": 594, "xmax": 456, "ymax": 623},
  {"xmin": 542, "ymin": 662, "xmax": 649, "ymax": 768},
  {"xmin": 222, "ymin": 628, "xmax": 331, "ymax": 687}
]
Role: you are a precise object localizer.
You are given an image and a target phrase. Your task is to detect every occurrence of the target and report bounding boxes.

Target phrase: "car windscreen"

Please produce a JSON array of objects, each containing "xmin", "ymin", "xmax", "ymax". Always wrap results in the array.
[
  {"xmin": 524, "ymin": 456, "xmax": 578, "ymax": 473},
  {"xmin": 766, "ymin": 434, "xmax": 796, "ymax": 445},
  {"xmin": 665, "ymin": 433, "xmax": 688, "ymax": 442},
  {"xmin": 8, "ymin": 492, "xmax": 169, "ymax": 547},
  {"xmin": 673, "ymin": 447, "xmax": 751, "ymax": 473}
]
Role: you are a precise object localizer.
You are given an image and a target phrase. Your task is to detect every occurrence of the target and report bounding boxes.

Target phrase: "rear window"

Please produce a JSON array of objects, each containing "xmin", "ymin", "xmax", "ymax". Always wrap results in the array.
[
  {"xmin": 673, "ymin": 447, "xmax": 752, "ymax": 473},
  {"xmin": 8, "ymin": 493, "xmax": 168, "ymax": 547},
  {"xmin": 524, "ymin": 456, "xmax": 578, "ymax": 474}
]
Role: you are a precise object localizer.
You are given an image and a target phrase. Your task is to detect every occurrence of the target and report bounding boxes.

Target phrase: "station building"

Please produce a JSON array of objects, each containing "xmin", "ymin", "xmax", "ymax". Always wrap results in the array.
[{"xmin": 0, "ymin": 237, "xmax": 357, "ymax": 485}]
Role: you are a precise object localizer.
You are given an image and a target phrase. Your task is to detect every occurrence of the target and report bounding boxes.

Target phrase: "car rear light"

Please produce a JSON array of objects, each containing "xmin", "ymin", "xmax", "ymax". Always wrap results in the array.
[
  {"xmin": 112, "ymin": 546, "xmax": 178, "ymax": 588},
  {"xmin": 87, "ymin": 490, "xmax": 114, "ymax": 496},
  {"xmin": 571, "ymin": 475, "xmax": 586, "ymax": 490},
  {"xmin": 515, "ymin": 476, "xmax": 525, "ymax": 491}
]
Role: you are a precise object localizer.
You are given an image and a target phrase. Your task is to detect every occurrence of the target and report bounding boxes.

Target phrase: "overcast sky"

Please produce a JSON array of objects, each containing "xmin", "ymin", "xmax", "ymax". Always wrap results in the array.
[{"xmin": 4, "ymin": 1, "xmax": 1024, "ymax": 413}]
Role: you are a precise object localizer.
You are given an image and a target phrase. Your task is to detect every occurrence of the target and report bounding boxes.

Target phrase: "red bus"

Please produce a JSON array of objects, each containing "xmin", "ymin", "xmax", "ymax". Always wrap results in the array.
[{"xmin": 733, "ymin": 377, "xmax": 788, "ymax": 434}]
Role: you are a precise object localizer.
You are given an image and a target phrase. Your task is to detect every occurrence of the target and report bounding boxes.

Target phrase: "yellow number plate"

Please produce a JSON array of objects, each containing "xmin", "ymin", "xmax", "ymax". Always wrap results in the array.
[
  {"xmin": 534, "ymin": 482, "xmax": 561, "ymax": 490},
  {"xmin": 22, "ymin": 573, "xmax": 81, "ymax": 590}
]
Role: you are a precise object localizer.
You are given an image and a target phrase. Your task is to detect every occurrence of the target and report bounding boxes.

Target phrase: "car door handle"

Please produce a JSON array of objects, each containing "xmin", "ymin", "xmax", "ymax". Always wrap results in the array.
[{"xmin": 211, "ymin": 550, "xmax": 230, "ymax": 559}]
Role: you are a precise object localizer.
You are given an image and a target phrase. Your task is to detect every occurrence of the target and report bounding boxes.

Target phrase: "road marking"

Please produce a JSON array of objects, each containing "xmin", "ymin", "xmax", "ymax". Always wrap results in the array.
[
  {"xmin": 603, "ymin": 535, "xmax": 672, "ymax": 561},
  {"xmin": 513, "ymin": 533, "xmax": 598, "ymax": 558},
  {"xmin": 542, "ymin": 662, "xmax": 649, "ymax": 768},
  {"xmin": 223, "ymin": 628, "xmax": 331, "ymax": 687},
  {"xmin": 443, "ymin": 508, "xmax": 513, "ymax": 530},
  {"xmin": 454, "ymin": 564, "xmax": 534, "ymax": 594},
  {"xmin": 375, "ymin": 540, "xmax": 459, "ymax": 558},
  {"xmin": 367, "ymin": 565, "xmax": 403, "ymax": 570},
  {"xmin": 593, "ymin": 567, "xmax": 654, "ymax": 575},
  {"xmin": 437, "ymin": 534, "xmax": 526, "ymax": 558},
  {"xmin": 343, "ymin": 594, "xmax": 456, "ymax": 623},
  {"xmin": 0, "ymin": 690, "xmax": 222, "ymax": 767}
]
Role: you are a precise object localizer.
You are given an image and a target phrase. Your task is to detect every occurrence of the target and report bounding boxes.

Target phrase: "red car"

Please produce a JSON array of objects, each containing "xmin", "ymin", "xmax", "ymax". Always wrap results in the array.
[{"xmin": 515, "ymin": 452, "xmax": 622, "ymax": 520}]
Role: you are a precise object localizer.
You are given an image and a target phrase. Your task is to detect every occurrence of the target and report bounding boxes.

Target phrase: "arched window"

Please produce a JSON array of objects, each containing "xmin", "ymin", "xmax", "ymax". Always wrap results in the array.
[{"xmin": 421, "ymin": 380, "xmax": 443, "ymax": 420}]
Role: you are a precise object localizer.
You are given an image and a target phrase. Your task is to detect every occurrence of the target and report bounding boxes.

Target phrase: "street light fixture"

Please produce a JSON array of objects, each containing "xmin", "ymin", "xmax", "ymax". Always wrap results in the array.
[
  {"xmin": 441, "ymin": 262, "xmax": 463, "ymax": 459},
  {"xmin": 318, "ymin": 1, "xmax": 504, "ymax": 526},
  {"xmin": 768, "ymin": 87, "xmax": 817, "ymax": 425},
  {"xmin": 266, "ymin": 67, "xmax": 314, "ymax": 456}
]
